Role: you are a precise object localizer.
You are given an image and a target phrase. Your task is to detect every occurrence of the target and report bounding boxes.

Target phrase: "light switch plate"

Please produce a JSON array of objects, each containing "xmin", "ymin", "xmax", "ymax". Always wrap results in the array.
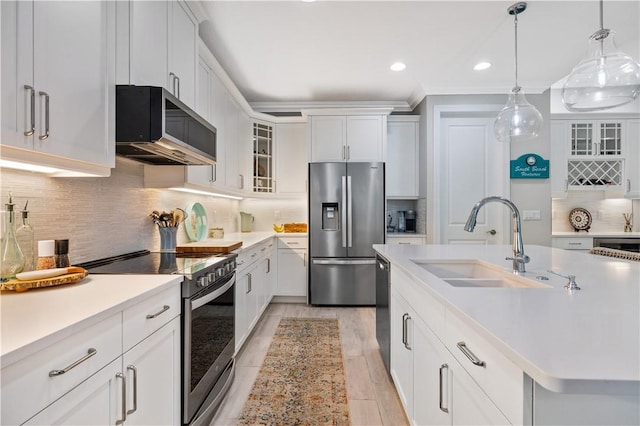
[{"xmin": 523, "ymin": 210, "xmax": 541, "ymax": 221}]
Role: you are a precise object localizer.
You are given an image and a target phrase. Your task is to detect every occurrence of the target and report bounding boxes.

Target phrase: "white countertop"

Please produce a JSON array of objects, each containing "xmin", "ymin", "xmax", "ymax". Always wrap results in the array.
[
  {"xmin": 199, "ymin": 231, "xmax": 307, "ymax": 254},
  {"xmin": 373, "ymin": 243, "xmax": 640, "ymax": 394},
  {"xmin": 552, "ymin": 231, "xmax": 640, "ymax": 237},
  {"xmin": 0, "ymin": 274, "xmax": 182, "ymax": 367}
]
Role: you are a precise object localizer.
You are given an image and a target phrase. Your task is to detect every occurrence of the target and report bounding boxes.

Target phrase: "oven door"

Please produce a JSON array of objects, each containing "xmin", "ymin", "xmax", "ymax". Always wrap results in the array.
[{"xmin": 183, "ymin": 273, "xmax": 235, "ymax": 424}]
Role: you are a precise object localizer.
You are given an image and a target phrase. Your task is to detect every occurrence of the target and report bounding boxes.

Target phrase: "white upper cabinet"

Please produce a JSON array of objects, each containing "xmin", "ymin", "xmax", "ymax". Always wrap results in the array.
[
  {"xmin": 276, "ymin": 122, "xmax": 308, "ymax": 195},
  {"xmin": 128, "ymin": 0, "xmax": 197, "ymax": 109},
  {"xmin": 387, "ymin": 117, "xmax": 420, "ymax": 198},
  {"xmin": 308, "ymin": 111, "xmax": 389, "ymax": 163},
  {"xmin": 1, "ymin": 0, "xmax": 115, "ymax": 176},
  {"xmin": 550, "ymin": 118, "xmax": 640, "ymax": 198}
]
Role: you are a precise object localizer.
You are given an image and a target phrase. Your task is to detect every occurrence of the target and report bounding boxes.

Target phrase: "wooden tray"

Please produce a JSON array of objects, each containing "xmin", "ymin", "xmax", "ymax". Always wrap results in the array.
[
  {"xmin": 176, "ymin": 241, "xmax": 243, "ymax": 254},
  {"xmin": 1, "ymin": 267, "xmax": 89, "ymax": 292}
]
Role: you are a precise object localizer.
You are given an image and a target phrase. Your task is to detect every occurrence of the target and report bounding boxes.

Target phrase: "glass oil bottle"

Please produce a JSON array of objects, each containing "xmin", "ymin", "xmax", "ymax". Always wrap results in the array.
[
  {"xmin": 1, "ymin": 194, "xmax": 25, "ymax": 280},
  {"xmin": 16, "ymin": 201, "xmax": 35, "ymax": 272}
]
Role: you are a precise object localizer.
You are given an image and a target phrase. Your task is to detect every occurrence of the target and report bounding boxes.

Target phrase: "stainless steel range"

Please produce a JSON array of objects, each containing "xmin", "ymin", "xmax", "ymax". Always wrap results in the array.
[{"xmin": 79, "ymin": 250, "xmax": 237, "ymax": 426}]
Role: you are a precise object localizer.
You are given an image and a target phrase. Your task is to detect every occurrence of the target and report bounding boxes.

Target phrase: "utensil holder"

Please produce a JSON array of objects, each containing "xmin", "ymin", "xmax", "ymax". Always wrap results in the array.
[{"xmin": 159, "ymin": 227, "xmax": 178, "ymax": 252}]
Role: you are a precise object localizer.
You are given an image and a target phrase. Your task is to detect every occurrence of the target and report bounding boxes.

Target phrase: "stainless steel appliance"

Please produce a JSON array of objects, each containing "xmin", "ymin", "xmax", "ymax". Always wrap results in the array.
[
  {"xmin": 375, "ymin": 253, "xmax": 390, "ymax": 373},
  {"xmin": 405, "ymin": 210, "xmax": 417, "ymax": 233},
  {"xmin": 593, "ymin": 237, "xmax": 640, "ymax": 253},
  {"xmin": 309, "ymin": 162, "xmax": 385, "ymax": 305},
  {"xmin": 116, "ymin": 85, "xmax": 217, "ymax": 165},
  {"xmin": 79, "ymin": 250, "xmax": 236, "ymax": 426}
]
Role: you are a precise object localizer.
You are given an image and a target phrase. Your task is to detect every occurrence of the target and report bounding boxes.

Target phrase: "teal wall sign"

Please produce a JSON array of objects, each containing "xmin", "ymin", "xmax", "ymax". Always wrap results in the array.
[{"xmin": 510, "ymin": 154, "xmax": 549, "ymax": 179}]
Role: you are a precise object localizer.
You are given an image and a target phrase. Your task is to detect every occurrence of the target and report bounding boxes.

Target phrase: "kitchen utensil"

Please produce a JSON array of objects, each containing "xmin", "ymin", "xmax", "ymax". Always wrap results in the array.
[
  {"xmin": 16, "ymin": 267, "xmax": 75, "ymax": 281},
  {"xmin": 185, "ymin": 202, "xmax": 208, "ymax": 241}
]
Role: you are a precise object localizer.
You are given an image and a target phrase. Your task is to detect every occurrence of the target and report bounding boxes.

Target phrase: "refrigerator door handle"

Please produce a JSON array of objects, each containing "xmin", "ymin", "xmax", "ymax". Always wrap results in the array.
[
  {"xmin": 342, "ymin": 175, "xmax": 347, "ymax": 248},
  {"xmin": 312, "ymin": 259, "xmax": 376, "ymax": 265},
  {"xmin": 347, "ymin": 175, "xmax": 353, "ymax": 248}
]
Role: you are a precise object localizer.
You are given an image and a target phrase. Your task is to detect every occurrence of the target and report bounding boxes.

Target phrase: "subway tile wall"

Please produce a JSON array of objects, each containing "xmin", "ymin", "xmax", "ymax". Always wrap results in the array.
[
  {"xmin": 552, "ymin": 191, "xmax": 636, "ymax": 233},
  {"xmin": 0, "ymin": 158, "xmax": 239, "ymax": 264}
]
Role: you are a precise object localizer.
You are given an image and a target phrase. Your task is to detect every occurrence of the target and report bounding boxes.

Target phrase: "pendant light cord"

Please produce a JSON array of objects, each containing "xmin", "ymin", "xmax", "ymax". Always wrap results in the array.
[
  {"xmin": 514, "ymin": 11, "xmax": 519, "ymax": 89},
  {"xmin": 599, "ymin": 0, "xmax": 604, "ymax": 31}
]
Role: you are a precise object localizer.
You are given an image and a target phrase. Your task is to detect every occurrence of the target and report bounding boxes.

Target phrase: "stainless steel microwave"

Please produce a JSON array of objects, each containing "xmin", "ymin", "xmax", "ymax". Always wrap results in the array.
[{"xmin": 115, "ymin": 85, "xmax": 217, "ymax": 166}]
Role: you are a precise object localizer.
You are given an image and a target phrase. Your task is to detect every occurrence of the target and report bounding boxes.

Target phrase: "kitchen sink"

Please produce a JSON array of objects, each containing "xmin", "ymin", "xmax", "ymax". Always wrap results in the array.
[{"xmin": 412, "ymin": 259, "xmax": 551, "ymax": 289}]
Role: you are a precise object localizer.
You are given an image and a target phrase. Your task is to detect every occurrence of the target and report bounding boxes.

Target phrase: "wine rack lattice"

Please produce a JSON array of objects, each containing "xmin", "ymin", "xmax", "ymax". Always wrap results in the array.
[{"xmin": 567, "ymin": 160, "xmax": 623, "ymax": 186}]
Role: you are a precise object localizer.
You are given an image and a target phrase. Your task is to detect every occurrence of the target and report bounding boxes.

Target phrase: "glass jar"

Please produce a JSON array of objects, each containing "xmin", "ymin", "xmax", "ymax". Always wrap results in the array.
[
  {"xmin": 1, "ymin": 195, "xmax": 25, "ymax": 280},
  {"xmin": 55, "ymin": 239, "xmax": 70, "ymax": 268},
  {"xmin": 37, "ymin": 240, "xmax": 56, "ymax": 270}
]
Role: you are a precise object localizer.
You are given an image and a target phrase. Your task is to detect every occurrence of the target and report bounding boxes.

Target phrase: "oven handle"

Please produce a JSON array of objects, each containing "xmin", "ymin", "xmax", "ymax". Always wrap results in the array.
[{"xmin": 191, "ymin": 273, "xmax": 236, "ymax": 311}]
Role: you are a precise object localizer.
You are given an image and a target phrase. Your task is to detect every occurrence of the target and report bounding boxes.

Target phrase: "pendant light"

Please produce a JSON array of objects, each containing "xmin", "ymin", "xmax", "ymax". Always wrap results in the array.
[
  {"xmin": 562, "ymin": 0, "xmax": 640, "ymax": 111},
  {"xmin": 494, "ymin": 2, "xmax": 543, "ymax": 143}
]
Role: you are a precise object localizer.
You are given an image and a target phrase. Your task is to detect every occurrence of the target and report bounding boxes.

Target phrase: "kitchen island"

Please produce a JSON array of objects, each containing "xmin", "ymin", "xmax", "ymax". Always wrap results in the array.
[{"xmin": 374, "ymin": 243, "xmax": 639, "ymax": 425}]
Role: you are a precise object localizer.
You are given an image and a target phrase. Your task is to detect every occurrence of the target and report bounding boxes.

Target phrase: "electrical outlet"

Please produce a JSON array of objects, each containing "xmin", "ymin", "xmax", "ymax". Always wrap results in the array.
[{"xmin": 523, "ymin": 210, "xmax": 541, "ymax": 221}]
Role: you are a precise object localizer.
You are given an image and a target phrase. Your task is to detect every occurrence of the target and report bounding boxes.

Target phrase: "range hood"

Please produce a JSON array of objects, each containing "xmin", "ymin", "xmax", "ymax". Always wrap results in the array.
[{"xmin": 115, "ymin": 86, "xmax": 217, "ymax": 166}]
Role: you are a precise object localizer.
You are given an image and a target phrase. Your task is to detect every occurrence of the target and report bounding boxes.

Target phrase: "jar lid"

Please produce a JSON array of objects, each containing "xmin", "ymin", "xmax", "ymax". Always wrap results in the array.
[
  {"xmin": 55, "ymin": 239, "xmax": 69, "ymax": 254},
  {"xmin": 38, "ymin": 240, "xmax": 55, "ymax": 257}
]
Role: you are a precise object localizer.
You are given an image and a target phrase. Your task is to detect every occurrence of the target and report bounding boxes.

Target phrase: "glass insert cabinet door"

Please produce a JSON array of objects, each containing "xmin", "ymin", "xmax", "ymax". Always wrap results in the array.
[
  {"xmin": 570, "ymin": 121, "xmax": 623, "ymax": 157},
  {"xmin": 253, "ymin": 122, "xmax": 274, "ymax": 192}
]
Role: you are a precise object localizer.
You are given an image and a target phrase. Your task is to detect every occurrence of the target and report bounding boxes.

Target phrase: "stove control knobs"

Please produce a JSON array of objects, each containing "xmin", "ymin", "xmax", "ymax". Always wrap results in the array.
[
  {"xmin": 206, "ymin": 272, "xmax": 216, "ymax": 283},
  {"xmin": 197, "ymin": 276, "xmax": 209, "ymax": 288}
]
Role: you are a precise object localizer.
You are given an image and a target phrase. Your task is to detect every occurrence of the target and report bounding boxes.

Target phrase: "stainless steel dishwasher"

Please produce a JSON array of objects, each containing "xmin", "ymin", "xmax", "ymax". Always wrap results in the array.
[{"xmin": 375, "ymin": 253, "xmax": 390, "ymax": 373}]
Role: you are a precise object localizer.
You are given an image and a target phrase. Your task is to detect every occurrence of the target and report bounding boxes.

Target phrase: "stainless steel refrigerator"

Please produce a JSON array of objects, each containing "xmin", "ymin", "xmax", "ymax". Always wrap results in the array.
[{"xmin": 309, "ymin": 162, "xmax": 385, "ymax": 305}]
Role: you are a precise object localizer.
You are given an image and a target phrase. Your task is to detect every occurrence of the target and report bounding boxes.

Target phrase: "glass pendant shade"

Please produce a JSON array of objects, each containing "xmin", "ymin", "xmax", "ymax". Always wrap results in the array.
[
  {"xmin": 562, "ymin": 30, "xmax": 640, "ymax": 111},
  {"xmin": 494, "ymin": 86, "xmax": 543, "ymax": 142}
]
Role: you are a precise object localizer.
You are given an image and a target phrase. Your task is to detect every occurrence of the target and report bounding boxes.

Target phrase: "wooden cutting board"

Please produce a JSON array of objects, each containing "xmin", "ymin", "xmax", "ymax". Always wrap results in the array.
[
  {"xmin": 175, "ymin": 240, "xmax": 243, "ymax": 254},
  {"xmin": 1, "ymin": 267, "xmax": 89, "ymax": 292}
]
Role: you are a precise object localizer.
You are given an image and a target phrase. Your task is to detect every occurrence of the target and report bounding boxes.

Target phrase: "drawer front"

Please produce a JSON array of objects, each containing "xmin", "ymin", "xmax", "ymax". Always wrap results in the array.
[
  {"xmin": 123, "ymin": 286, "xmax": 181, "ymax": 352},
  {"xmin": 391, "ymin": 266, "xmax": 445, "ymax": 337},
  {"xmin": 387, "ymin": 236, "xmax": 425, "ymax": 245},
  {"xmin": 445, "ymin": 312, "xmax": 523, "ymax": 424},
  {"xmin": 1, "ymin": 313, "xmax": 122, "ymax": 426},
  {"xmin": 552, "ymin": 237, "xmax": 594, "ymax": 250},
  {"xmin": 277, "ymin": 237, "xmax": 308, "ymax": 249}
]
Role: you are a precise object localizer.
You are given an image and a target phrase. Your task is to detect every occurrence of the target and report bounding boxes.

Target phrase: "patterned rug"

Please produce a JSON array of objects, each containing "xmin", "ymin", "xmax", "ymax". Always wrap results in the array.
[{"xmin": 237, "ymin": 317, "xmax": 351, "ymax": 425}]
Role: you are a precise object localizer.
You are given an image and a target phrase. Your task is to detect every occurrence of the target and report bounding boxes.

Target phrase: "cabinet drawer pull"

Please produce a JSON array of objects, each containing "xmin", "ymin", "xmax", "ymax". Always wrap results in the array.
[
  {"xmin": 126, "ymin": 365, "xmax": 138, "ymax": 415},
  {"xmin": 38, "ymin": 91, "xmax": 50, "ymax": 140},
  {"xmin": 24, "ymin": 85, "xmax": 35, "ymax": 136},
  {"xmin": 456, "ymin": 341, "xmax": 486, "ymax": 367},
  {"xmin": 116, "ymin": 372, "xmax": 127, "ymax": 425},
  {"xmin": 146, "ymin": 305, "xmax": 170, "ymax": 319},
  {"xmin": 402, "ymin": 313, "xmax": 412, "ymax": 350},
  {"xmin": 48, "ymin": 348, "xmax": 97, "ymax": 376},
  {"xmin": 439, "ymin": 363, "xmax": 449, "ymax": 413}
]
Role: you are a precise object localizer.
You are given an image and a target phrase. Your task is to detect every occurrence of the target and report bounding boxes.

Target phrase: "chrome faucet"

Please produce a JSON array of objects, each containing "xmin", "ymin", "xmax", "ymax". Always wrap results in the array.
[{"xmin": 464, "ymin": 196, "xmax": 530, "ymax": 273}]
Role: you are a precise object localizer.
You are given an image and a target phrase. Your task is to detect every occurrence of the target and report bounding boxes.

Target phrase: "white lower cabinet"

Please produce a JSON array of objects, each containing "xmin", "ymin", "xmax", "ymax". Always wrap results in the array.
[
  {"xmin": 275, "ymin": 237, "xmax": 307, "ymax": 297},
  {"xmin": 391, "ymin": 271, "xmax": 513, "ymax": 425},
  {"xmin": 3, "ymin": 285, "xmax": 181, "ymax": 426},
  {"xmin": 235, "ymin": 238, "xmax": 275, "ymax": 352}
]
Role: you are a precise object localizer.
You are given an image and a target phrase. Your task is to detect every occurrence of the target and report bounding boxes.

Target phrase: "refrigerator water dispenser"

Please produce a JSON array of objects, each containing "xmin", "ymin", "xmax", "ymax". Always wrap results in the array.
[{"xmin": 322, "ymin": 203, "xmax": 339, "ymax": 230}]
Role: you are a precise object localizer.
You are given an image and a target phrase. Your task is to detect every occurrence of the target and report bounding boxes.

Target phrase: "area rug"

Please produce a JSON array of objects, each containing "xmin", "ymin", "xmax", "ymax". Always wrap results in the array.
[{"xmin": 237, "ymin": 317, "xmax": 351, "ymax": 425}]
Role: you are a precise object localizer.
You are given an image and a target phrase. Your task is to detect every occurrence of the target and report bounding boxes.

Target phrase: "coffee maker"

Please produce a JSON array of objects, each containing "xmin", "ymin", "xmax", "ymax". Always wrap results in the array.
[{"xmin": 405, "ymin": 210, "xmax": 417, "ymax": 233}]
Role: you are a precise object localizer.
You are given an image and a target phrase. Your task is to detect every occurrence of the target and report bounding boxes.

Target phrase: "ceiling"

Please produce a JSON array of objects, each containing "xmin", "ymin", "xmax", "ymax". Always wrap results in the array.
[{"xmin": 196, "ymin": 1, "xmax": 640, "ymax": 111}]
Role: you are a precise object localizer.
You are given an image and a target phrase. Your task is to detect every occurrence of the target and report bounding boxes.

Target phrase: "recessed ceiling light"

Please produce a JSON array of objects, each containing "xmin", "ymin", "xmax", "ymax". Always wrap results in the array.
[
  {"xmin": 390, "ymin": 62, "xmax": 406, "ymax": 72},
  {"xmin": 474, "ymin": 61, "xmax": 492, "ymax": 71}
]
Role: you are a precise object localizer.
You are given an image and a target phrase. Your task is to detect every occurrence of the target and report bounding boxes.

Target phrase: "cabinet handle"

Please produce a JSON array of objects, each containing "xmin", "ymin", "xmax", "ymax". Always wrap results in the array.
[
  {"xmin": 303, "ymin": 252, "xmax": 306, "ymax": 267},
  {"xmin": 38, "ymin": 91, "xmax": 50, "ymax": 140},
  {"xmin": 169, "ymin": 72, "xmax": 176, "ymax": 96},
  {"xmin": 627, "ymin": 179, "xmax": 631, "ymax": 193},
  {"xmin": 287, "ymin": 241, "xmax": 299, "ymax": 245},
  {"xmin": 402, "ymin": 313, "xmax": 412, "ymax": 350},
  {"xmin": 239, "ymin": 174, "xmax": 244, "ymax": 189},
  {"xmin": 342, "ymin": 145, "xmax": 346, "ymax": 160},
  {"xmin": 126, "ymin": 365, "xmax": 138, "ymax": 415},
  {"xmin": 346, "ymin": 145, "xmax": 350, "ymax": 160},
  {"xmin": 209, "ymin": 165, "xmax": 217, "ymax": 183},
  {"xmin": 439, "ymin": 364, "xmax": 449, "ymax": 413},
  {"xmin": 175, "ymin": 75, "xmax": 181, "ymax": 99},
  {"xmin": 261, "ymin": 247, "xmax": 266, "ymax": 252},
  {"xmin": 146, "ymin": 305, "xmax": 170, "ymax": 319},
  {"xmin": 247, "ymin": 273, "xmax": 252, "ymax": 293},
  {"xmin": 49, "ymin": 348, "xmax": 97, "ymax": 376},
  {"xmin": 456, "ymin": 341, "xmax": 486, "ymax": 367},
  {"xmin": 564, "ymin": 179, "xmax": 568, "ymax": 191},
  {"xmin": 116, "ymin": 372, "xmax": 127, "ymax": 425},
  {"xmin": 398, "ymin": 242, "xmax": 411, "ymax": 245},
  {"xmin": 24, "ymin": 85, "xmax": 35, "ymax": 136},
  {"xmin": 267, "ymin": 257, "xmax": 271, "ymax": 273}
]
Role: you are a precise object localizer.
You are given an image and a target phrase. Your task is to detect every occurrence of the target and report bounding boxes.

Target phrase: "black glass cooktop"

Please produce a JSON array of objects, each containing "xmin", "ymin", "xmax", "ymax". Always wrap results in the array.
[{"xmin": 78, "ymin": 250, "xmax": 228, "ymax": 276}]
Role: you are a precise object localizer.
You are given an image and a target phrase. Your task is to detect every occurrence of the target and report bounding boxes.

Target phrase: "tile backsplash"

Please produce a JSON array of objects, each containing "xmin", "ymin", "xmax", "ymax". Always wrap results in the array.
[
  {"xmin": 552, "ymin": 191, "xmax": 636, "ymax": 233},
  {"xmin": 0, "ymin": 158, "xmax": 239, "ymax": 263}
]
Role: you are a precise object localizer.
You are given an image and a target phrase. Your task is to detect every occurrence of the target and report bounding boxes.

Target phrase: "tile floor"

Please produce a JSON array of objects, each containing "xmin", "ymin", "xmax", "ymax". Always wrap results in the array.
[{"xmin": 211, "ymin": 303, "xmax": 409, "ymax": 425}]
